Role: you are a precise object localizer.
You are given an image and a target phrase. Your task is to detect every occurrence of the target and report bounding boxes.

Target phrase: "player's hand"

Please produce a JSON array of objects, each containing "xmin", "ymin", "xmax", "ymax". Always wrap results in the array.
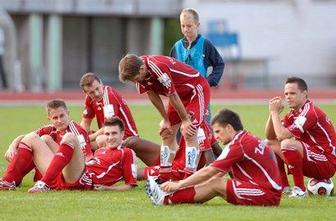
[
  {"xmin": 160, "ymin": 181, "xmax": 181, "ymax": 192},
  {"xmin": 159, "ymin": 119, "xmax": 172, "ymax": 136},
  {"xmin": 269, "ymin": 96, "xmax": 284, "ymax": 113},
  {"xmin": 180, "ymin": 120, "xmax": 197, "ymax": 138},
  {"xmin": 4, "ymin": 146, "xmax": 17, "ymax": 162}
]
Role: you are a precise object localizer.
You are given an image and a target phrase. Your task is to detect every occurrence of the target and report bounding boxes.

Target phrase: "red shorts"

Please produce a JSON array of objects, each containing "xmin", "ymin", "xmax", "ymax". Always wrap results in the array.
[
  {"xmin": 226, "ymin": 180, "xmax": 281, "ymax": 207},
  {"xmin": 53, "ymin": 169, "xmax": 94, "ymax": 190},
  {"xmin": 301, "ymin": 142, "xmax": 335, "ymax": 179},
  {"xmin": 167, "ymin": 83, "xmax": 210, "ymax": 126}
]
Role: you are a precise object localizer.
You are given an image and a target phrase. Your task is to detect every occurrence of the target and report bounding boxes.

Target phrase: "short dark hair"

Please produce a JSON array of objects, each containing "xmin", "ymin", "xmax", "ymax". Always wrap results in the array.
[
  {"xmin": 211, "ymin": 109, "xmax": 244, "ymax": 131},
  {"xmin": 46, "ymin": 99, "xmax": 68, "ymax": 115},
  {"xmin": 285, "ymin": 77, "xmax": 308, "ymax": 92},
  {"xmin": 104, "ymin": 117, "xmax": 125, "ymax": 132},
  {"xmin": 118, "ymin": 54, "xmax": 143, "ymax": 83},
  {"xmin": 80, "ymin": 72, "xmax": 102, "ymax": 89}
]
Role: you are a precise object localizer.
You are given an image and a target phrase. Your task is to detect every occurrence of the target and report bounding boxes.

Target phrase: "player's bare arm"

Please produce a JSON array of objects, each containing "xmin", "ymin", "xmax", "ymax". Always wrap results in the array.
[
  {"xmin": 146, "ymin": 90, "xmax": 171, "ymax": 133},
  {"xmin": 4, "ymin": 135, "xmax": 24, "ymax": 161},
  {"xmin": 160, "ymin": 166, "xmax": 219, "ymax": 192},
  {"xmin": 269, "ymin": 97, "xmax": 292, "ymax": 141},
  {"xmin": 265, "ymin": 115, "xmax": 277, "ymax": 140},
  {"xmin": 80, "ymin": 117, "xmax": 92, "ymax": 133}
]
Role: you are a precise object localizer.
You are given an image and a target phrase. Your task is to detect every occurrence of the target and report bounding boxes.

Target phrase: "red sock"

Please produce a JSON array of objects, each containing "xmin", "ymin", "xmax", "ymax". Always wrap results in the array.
[
  {"xmin": 41, "ymin": 143, "xmax": 74, "ymax": 186},
  {"xmin": 282, "ymin": 148, "xmax": 305, "ymax": 191},
  {"xmin": 3, "ymin": 142, "xmax": 33, "ymax": 184},
  {"xmin": 164, "ymin": 186, "xmax": 196, "ymax": 204},
  {"xmin": 276, "ymin": 155, "xmax": 289, "ymax": 188}
]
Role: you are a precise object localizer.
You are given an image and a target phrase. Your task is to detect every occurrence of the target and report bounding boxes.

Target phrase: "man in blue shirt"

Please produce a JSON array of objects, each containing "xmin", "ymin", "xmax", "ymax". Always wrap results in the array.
[{"xmin": 170, "ymin": 8, "xmax": 225, "ymax": 125}]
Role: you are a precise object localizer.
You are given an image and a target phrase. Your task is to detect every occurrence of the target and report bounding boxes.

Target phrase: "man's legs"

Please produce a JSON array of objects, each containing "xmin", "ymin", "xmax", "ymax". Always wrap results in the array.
[
  {"xmin": 123, "ymin": 136, "xmax": 161, "ymax": 166},
  {"xmin": 148, "ymin": 176, "xmax": 227, "ymax": 205},
  {"xmin": 280, "ymin": 139, "xmax": 306, "ymax": 194},
  {"xmin": 1, "ymin": 132, "xmax": 52, "ymax": 189},
  {"xmin": 36, "ymin": 133, "xmax": 85, "ymax": 187},
  {"xmin": 267, "ymin": 139, "xmax": 290, "ymax": 190}
]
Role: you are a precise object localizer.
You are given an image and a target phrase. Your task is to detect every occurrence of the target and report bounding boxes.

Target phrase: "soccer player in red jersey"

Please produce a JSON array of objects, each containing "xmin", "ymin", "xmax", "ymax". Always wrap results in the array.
[
  {"xmin": 146, "ymin": 109, "xmax": 282, "ymax": 207},
  {"xmin": 25, "ymin": 117, "xmax": 137, "ymax": 192},
  {"xmin": 0, "ymin": 99, "xmax": 92, "ymax": 190},
  {"xmin": 119, "ymin": 54, "xmax": 211, "ymax": 179},
  {"xmin": 80, "ymin": 72, "xmax": 160, "ymax": 166},
  {"xmin": 266, "ymin": 77, "xmax": 336, "ymax": 197}
]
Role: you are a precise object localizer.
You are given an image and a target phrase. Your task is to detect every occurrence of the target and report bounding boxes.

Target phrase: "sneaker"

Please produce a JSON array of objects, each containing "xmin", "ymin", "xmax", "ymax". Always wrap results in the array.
[
  {"xmin": 146, "ymin": 176, "xmax": 168, "ymax": 205},
  {"xmin": 28, "ymin": 181, "xmax": 50, "ymax": 193},
  {"xmin": 289, "ymin": 186, "xmax": 307, "ymax": 198},
  {"xmin": 0, "ymin": 179, "xmax": 16, "ymax": 190},
  {"xmin": 282, "ymin": 186, "xmax": 292, "ymax": 195}
]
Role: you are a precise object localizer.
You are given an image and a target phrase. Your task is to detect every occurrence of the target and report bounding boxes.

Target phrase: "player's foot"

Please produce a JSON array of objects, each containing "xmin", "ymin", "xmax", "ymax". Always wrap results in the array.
[
  {"xmin": 28, "ymin": 181, "xmax": 50, "ymax": 193},
  {"xmin": 289, "ymin": 186, "xmax": 307, "ymax": 198},
  {"xmin": 282, "ymin": 186, "xmax": 292, "ymax": 195},
  {"xmin": 0, "ymin": 179, "xmax": 16, "ymax": 190},
  {"xmin": 146, "ymin": 176, "xmax": 168, "ymax": 205}
]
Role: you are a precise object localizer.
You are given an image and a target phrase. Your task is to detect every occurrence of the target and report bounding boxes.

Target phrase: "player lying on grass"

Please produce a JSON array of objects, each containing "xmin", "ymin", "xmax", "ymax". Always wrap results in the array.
[
  {"xmin": 80, "ymin": 72, "xmax": 160, "ymax": 166},
  {"xmin": 138, "ymin": 121, "xmax": 221, "ymax": 181},
  {"xmin": 265, "ymin": 77, "xmax": 336, "ymax": 197},
  {"xmin": 2, "ymin": 117, "xmax": 137, "ymax": 192},
  {"xmin": 119, "ymin": 54, "xmax": 210, "ymax": 180},
  {"xmin": 1, "ymin": 99, "xmax": 93, "ymax": 189},
  {"xmin": 146, "ymin": 109, "xmax": 282, "ymax": 207}
]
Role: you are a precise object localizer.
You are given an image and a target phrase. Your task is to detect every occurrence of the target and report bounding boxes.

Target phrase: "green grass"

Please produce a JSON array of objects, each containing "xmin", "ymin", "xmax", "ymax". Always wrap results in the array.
[{"xmin": 0, "ymin": 103, "xmax": 335, "ymax": 221}]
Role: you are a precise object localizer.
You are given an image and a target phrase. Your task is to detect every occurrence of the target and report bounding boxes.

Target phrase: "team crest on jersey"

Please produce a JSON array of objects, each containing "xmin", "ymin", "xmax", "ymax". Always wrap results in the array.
[{"xmin": 158, "ymin": 73, "xmax": 171, "ymax": 88}]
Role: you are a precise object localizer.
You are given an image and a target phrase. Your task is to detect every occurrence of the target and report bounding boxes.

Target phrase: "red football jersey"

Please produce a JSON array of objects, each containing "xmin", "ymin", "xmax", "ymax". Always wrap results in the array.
[
  {"xmin": 136, "ymin": 55, "xmax": 210, "ymax": 103},
  {"xmin": 36, "ymin": 121, "xmax": 93, "ymax": 160},
  {"xmin": 86, "ymin": 147, "xmax": 137, "ymax": 186},
  {"xmin": 82, "ymin": 85, "xmax": 138, "ymax": 139},
  {"xmin": 211, "ymin": 131, "xmax": 282, "ymax": 191},
  {"xmin": 282, "ymin": 100, "xmax": 336, "ymax": 165}
]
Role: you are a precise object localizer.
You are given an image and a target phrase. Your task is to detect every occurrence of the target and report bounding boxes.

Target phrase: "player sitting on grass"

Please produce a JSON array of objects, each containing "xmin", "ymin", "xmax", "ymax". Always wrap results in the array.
[
  {"xmin": 11, "ymin": 117, "xmax": 137, "ymax": 193},
  {"xmin": 0, "ymin": 99, "xmax": 92, "ymax": 190},
  {"xmin": 265, "ymin": 77, "xmax": 336, "ymax": 197},
  {"xmin": 80, "ymin": 72, "xmax": 160, "ymax": 166},
  {"xmin": 146, "ymin": 109, "xmax": 282, "ymax": 207}
]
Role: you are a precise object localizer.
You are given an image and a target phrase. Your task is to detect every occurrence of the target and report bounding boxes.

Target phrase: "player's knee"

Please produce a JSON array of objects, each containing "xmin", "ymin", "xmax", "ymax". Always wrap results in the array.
[
  {"xmin": 123, "ymin": 136, "xmax": 139, "ymax": 148},
  {"xmin": 161, "ymin": 131, "xmax": 174, "ymax": 143},
  {"xmin": 40, "ymin": 134, "xmax": 53, "ymax": 143},
  {"xmin": 95, "ymin": 134, "xmax": 107, "ymax": 149},
  {"xmin": 21, "ymin": 132, "xmax": 40, "ymax": 145},
  {"xmin": 61, "ymin": 133, "xmax": 78, "ymax": 147},
  {"xmin": 208, "ymin": 176, "xmax": 226, "ymax": 193}
]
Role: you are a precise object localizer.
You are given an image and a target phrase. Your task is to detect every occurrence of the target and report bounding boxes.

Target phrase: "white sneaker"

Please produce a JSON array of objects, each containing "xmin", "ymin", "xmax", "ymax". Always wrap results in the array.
[
  {"xmin": 146, "ymin": 176, "xmax": 168, "ymax": 205},
  {"xmin": 28, "ymin": 181, "xmax": 50, "ymax": 193},
  {"xmin": 282, "ymin": 186, "xmax": 292, "ymax": 195},
  {"xmin": 289, "ymin": 186, "xmax": 307, "ymax": 198}
]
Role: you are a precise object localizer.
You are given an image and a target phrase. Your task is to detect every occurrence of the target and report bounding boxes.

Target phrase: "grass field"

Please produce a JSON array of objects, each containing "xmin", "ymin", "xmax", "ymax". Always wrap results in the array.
[{"xmin": 0, "ymin": 103, "xmax": 335, "ymax": 221}]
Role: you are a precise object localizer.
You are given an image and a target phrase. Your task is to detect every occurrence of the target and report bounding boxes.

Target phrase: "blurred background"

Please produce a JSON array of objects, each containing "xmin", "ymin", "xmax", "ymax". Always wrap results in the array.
[{"xmin": 0, "ymin": 0, "xmax": 335, "ymax": 92}]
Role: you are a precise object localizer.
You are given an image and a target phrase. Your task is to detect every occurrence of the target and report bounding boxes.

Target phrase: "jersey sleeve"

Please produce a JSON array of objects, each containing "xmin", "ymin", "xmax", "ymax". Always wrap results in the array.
[
  {"xmin": 211, "ymin": 143, "xmax": 244, "ymax": 173},
  {"xmin": 82, "ymin": 96, "xmax": 95, "ymax": 119},
  {"xmin": 287, "ymin": 108, "xmax": 317, "ymax": 139},
  {"xmin": 203, "ymin": 39, "xmax": 225, "ymax": 87},
  {"xmin": 148, "ymin": 58, "xmax": 176, "ymax": 96},
  {"xmin": 122, "ymin": 148, "xmax": 138, "ymax": 186}
]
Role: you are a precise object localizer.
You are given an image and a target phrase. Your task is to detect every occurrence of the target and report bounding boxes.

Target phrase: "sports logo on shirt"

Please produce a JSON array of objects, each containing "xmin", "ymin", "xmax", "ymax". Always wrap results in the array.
[{"xmin": 158, "ymin": 73, "xmax": 171, "ymax": 88}]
